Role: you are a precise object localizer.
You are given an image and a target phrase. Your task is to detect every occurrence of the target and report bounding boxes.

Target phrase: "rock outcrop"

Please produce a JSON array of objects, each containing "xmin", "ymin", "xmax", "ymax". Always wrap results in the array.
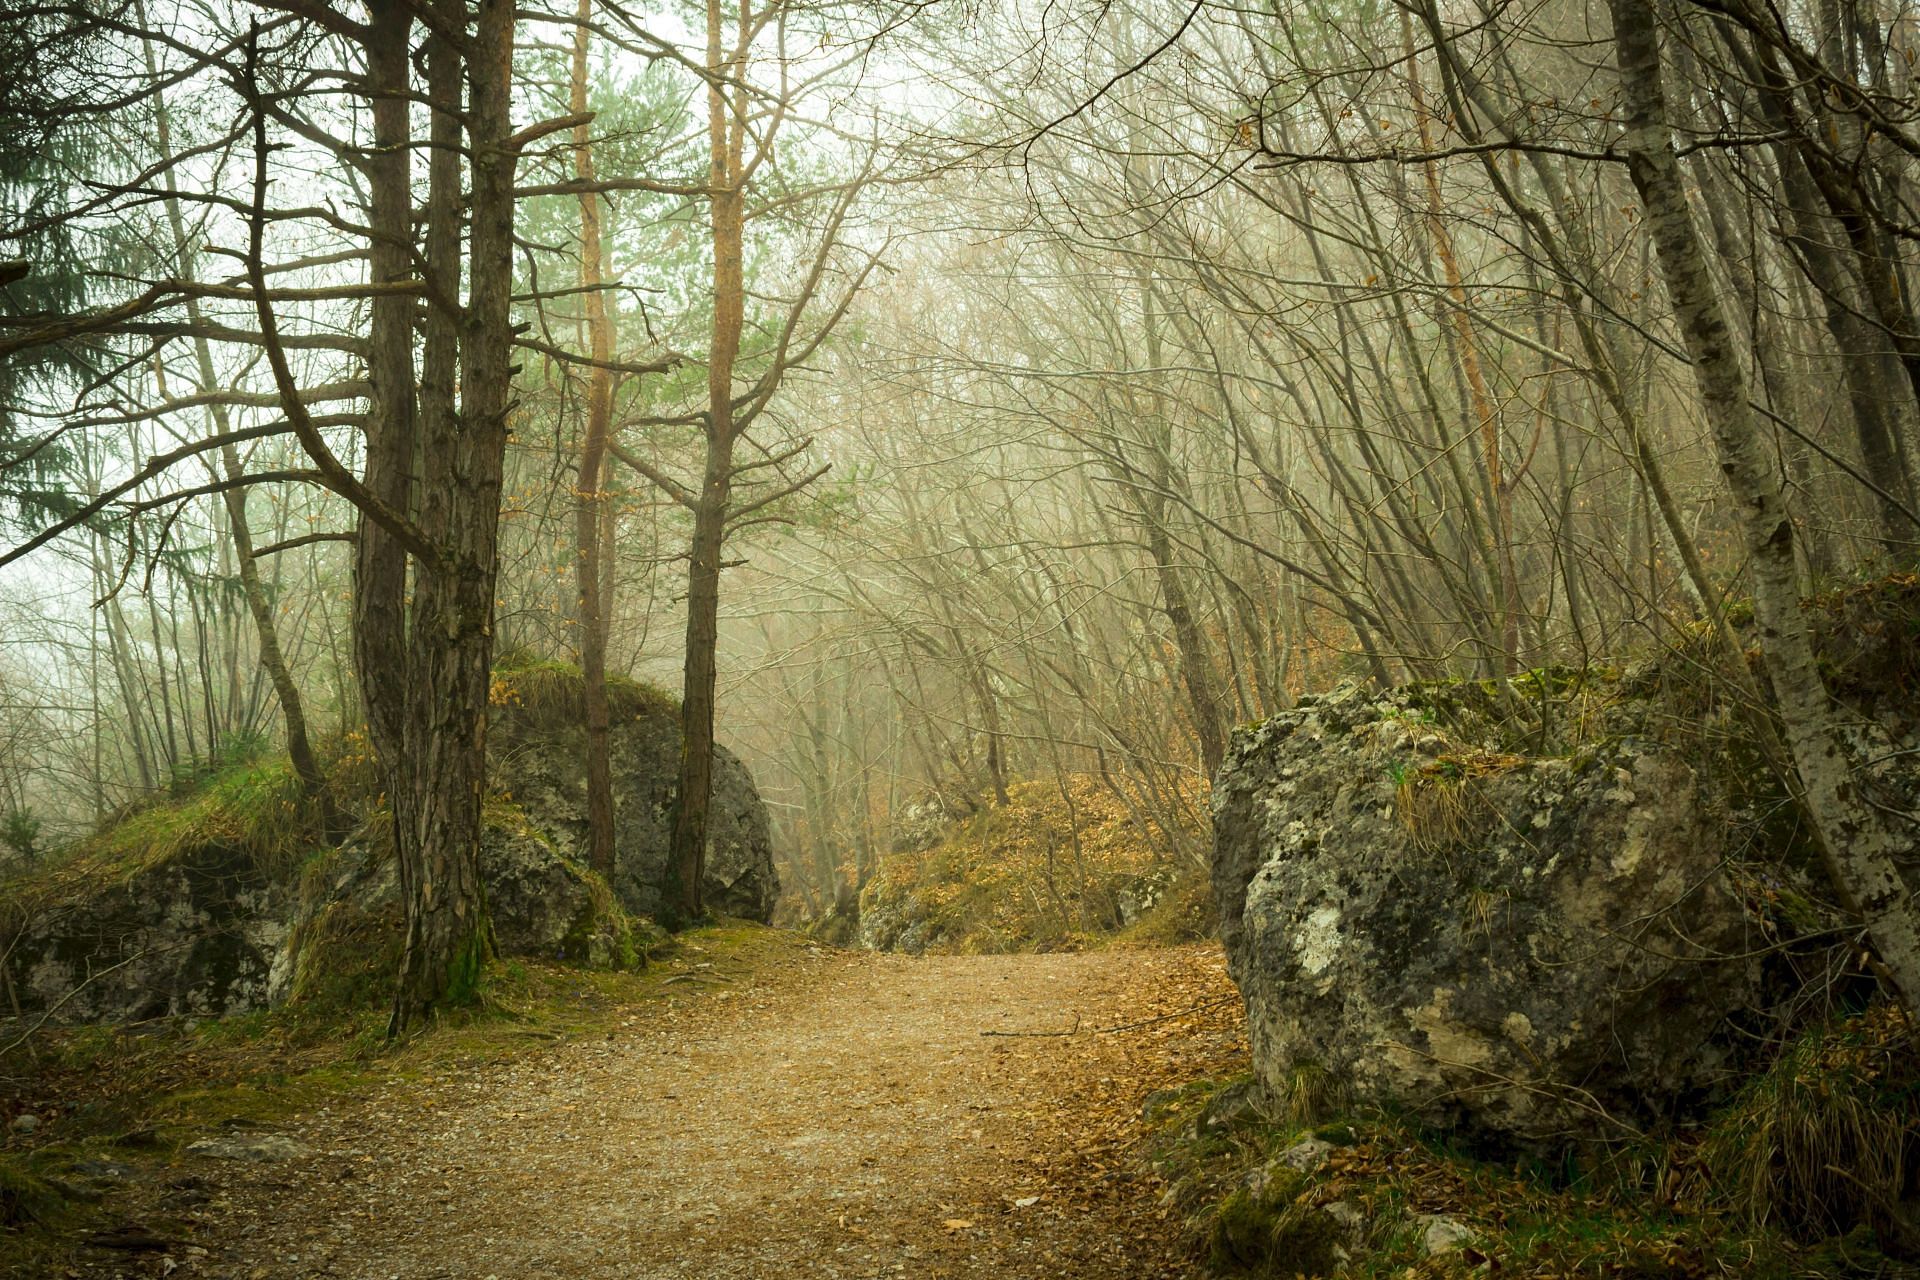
[
  {"xmin": 269, "ymin": 811, "xmax": 646, "ymax": 1007},
  {"xmin": 854, "ymin": 777, "xmax": 1196, "ymax": 955},
  {"xmin": 1211, "ymin": 682, "xmax": 1763, "ymax": 1145},
  {"xmin": 2, "ymin": 663, "xmax": 778, "ymax": 1022},
  {"xmin": 0, "ymin": 844, "xmax": 288, "ymax": 1023},
  {"xmin": 490, "ymin": 680, "xmax": 778, "ymax": 923}
]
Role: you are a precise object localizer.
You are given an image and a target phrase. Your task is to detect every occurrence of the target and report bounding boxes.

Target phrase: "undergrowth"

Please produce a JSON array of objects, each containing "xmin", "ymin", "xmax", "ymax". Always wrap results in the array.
[
  {"xmin": 855, "ymin": 773, "xmax": 1209, "ymax": 953},
  {"xmin": 1153, "ymin": 1004, "xmax": 1920, "ymax": 1279},
  {"xmin": 489, "ymin": 650, "xmax": 678, "ymax": 730}
]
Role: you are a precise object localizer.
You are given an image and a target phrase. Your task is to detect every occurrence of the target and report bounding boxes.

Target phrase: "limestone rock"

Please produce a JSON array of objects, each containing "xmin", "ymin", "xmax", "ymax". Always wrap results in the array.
[
  {"xmin": 492, "ymin": 703, "xmax": 777, "ymax": 923},
  {"xmin": 1417, "ymin": 1214, "xmax": 1476, "ymax": 1255},
  {"xmin": 0, "ymin": 667, "xmax": 775, "ymax": 1025},
  {"xmin": 0, "ymin": 844, "xmax": 288, "ymax": 1022},
  {"xmin": 185, "ymin": 1133, "xmax": 309, "ymax": 1163},
  {"xmin": 270, "ymin": 818, "xmax": 640, "ymax": 1006},
  {"xmin": 1212, "ymin": 682, "xmax": 1762, "ymax": 1146},
  {"xmin": 1274, "ymin": 1136, "xmax": 1335, "ymax": 1173}
]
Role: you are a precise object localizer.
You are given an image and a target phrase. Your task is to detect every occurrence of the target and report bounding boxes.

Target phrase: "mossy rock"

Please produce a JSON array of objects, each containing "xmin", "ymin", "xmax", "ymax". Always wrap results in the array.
[
  {"xmin": 1207, "ymin": 1172, "xmax": 1345, "ymax": 1278},
  {"xmin": 274, "ymin": 805, "xmax": 653, "ymax": 1014},
  {"xmin": 488, "ymin": 654, "xmax": 778, "ymax": 926},
  {"xmin": 490, "ymin": 651, "xmax": 679, "ymax": 730}
]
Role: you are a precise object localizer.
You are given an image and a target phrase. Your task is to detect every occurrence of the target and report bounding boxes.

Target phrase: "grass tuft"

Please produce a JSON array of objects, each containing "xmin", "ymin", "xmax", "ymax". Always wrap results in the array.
[{"xmin": 1698, "ymin": 1005, "xmax": 1919, "ymax": 1241}]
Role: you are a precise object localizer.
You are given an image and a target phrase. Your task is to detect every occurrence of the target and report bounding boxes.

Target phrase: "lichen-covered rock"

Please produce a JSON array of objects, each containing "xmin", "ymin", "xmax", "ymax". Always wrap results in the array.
[
  {"xmin": 269, "ymin": 815, "xmax": 643, "ymax": 1007},
  {"xmin": 492, "ymin": 704, "xmax": 777, "ymax": 923},
  {"xmin": 1212, "ymin": 682, "xmax": 1762, "ymax": 1146},
  {"xmin": 0, "ymin": 845, "xmax": 287, "ymax": 1021}
]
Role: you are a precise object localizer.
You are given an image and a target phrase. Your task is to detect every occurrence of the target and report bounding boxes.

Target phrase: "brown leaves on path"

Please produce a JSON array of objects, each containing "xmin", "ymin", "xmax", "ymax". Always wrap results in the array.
[{"xmin": 108, "ymin": 933, "xmax": 1247, "ymax": 1280}]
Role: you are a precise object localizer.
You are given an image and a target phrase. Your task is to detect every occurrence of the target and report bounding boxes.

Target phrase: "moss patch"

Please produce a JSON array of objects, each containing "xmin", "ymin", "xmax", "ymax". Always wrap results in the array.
[
  {"xmin": 1150, "ymin": 1042, "xmax": 1917, "ymax": 1280},
  {"xmin": 1207, "ymin": 1171, "xmax": 1347, "ymax": 1277},
  {"xmin": 489, "ymin": 651, "xmax": 678, "ymax": 730}
]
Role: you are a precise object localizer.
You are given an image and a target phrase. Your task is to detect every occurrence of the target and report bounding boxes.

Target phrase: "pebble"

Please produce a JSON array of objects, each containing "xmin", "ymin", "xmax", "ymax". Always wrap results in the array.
[
  {"xmin": 9, "ymin": 1113, "xmax": 39, "ymax": 1134},
  {"xmin": 1418, "ymin": 1213, "xmax": 1477, "ymax": 1255}
]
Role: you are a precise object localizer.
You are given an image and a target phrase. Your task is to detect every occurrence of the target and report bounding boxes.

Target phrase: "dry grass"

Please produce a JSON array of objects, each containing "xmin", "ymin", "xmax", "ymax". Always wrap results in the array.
[
  {"xmin": 859, "ymin": 773, "xmax": 1208, "ymax": 953},
  {"xmin": 1698, "ymin": 1005, "xmax": 1919, "ymax": 1240},
  {"xmin": 1392, "ymin": 751, "xmax": 1524, "ymax": 857}
]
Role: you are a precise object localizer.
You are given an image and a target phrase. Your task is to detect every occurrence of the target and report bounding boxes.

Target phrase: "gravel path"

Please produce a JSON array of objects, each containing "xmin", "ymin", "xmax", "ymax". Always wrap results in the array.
[{"xmin": 157, "ymin": 939, "xmax": 1244, "ymax": 1280}]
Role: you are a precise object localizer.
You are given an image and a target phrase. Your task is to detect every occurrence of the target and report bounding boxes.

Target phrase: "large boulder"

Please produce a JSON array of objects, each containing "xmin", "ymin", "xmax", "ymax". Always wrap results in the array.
[
  {"xmin": 1, "ymin": 664, "xmax": 778, "ymax": 1024},
  {"xmin": 1212, "ymin": 683, "xmax": 1763, "ymax": 1146},
  {"xmin": 270, "ymin": 811, "xmax": 644, "ymax": 1007},
  {"xmin": 490, "ymin": 666, "xmax": 778, "ymax": 922},
  {"xmin": 0, "ymin": 843, "xmax": 288, "ymax": 1022}
]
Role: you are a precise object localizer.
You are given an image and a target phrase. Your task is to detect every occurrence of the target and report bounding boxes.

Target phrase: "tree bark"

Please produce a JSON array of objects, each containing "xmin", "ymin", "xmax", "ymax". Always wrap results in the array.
[
  {"xmin": 1612, "ymin": 0, "xmax": 1920, "ymax": 1012},
  {"xmin": 571, "ymin": 1, "xmax": 617, "ymax": 880},
  {"xmin": 667, "ymin": 0, "xmax": 749, "ymax": 924},
  {"xmin": 387, "ymin": 0, "xmax": 516, "ymax": 1032}
]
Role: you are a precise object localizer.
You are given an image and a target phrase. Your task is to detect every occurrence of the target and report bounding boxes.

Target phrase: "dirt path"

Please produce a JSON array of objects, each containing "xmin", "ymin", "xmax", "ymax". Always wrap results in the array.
[{"xmin": 155, "ymin": 939, "xmax": 1245, "ymax": 1280}]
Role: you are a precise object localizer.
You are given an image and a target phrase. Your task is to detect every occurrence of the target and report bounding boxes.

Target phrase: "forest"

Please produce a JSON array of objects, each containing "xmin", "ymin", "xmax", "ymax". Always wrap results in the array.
[{"xmin": 1, "ymin": 0, "xmax": 1919, "ymax": 1275}]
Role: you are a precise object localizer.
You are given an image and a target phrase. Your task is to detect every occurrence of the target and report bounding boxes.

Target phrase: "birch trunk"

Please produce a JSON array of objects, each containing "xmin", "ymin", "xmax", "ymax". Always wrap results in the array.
[{"xmin": 1612, "ymin": 0, "xmax": 1920, "ymax": 1012}]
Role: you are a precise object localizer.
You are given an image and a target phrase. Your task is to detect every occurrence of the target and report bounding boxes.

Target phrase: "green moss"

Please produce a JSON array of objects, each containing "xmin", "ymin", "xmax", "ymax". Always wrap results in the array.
[
  {"xmin": 490, "ymin": 652, "xmax": 679, "ymax": 729},
  {"xmin": 0, "ymin": 1152, "xmax": 73, "ymax": 1230},
  {"xmin": 1145, "ymin": 1065, "xmax": 1916, "ymax": 1280},
  {"xmin": 278, "ymin": 841, "xmax": 405, "ymax": 1018},
  {"xmin": 558, "ymin": 870, "xmax": 657, "ymax": 970},
  {"xmin": 1206, "ymin": 1172, "xmax": 1344, "ymax": 1278},
  {"xmin": 41, "ymin": 758, "xmax": 312, "ymax": 892},
  {"xmin": 441, "ymin": 925, "xmax": 491, "ymax": 1008}
]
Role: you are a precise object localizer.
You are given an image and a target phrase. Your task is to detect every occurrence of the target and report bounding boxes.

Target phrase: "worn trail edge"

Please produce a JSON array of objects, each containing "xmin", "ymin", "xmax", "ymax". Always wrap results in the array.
[{"xmin": 189, "ymin": 938, "xmax": 1246, "ymax": 1279}]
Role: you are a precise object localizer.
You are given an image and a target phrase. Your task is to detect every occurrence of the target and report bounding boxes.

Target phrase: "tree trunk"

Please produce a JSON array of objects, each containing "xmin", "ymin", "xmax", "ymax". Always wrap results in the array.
[
  {"xmin": 214, "ymin": 445, "xmax": 325, "ymax": 797},
  {"xmin": 571, "ymin": 2, "xmax": 617, "ymax": 880},
  {"xmin": 1403, "ymin": 11, "xmax": 1521, "ymax": 671},
  {"xmin": 381, "ymin": 0, "xmax": 513, "ymax": 1033},
  {"xmin": 671, "ymin": 467, "xmax": 731, "ymax": 922},
  {"xmin": 1613, "ymin": 0, "xmax": 1920, "ymax": 1012},
  {"xmin": 667, "ymin": 0, "xmax": 748, "ymax": 924},
  {"xmin": 358, "ymin": 0, "xmax": 416, "ymax": 808}
]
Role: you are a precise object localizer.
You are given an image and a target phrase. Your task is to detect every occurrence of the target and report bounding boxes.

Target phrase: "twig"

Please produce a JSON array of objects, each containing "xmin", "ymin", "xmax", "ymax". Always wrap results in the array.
[
  {"xmin": 0, "ymin": 948, "xmax": 152, "ymax": 1059},
  {"xmin": 982, "ymin": 1014, "xmax": 1081, "ymax": 1038},
  {"xmin": 1092, "ymin": 994, "xmax": 1240, "ymax": 1034}
]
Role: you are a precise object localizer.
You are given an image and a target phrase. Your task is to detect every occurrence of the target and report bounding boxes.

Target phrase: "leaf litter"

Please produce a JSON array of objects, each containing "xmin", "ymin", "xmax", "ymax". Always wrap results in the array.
[{"xmin": 78, "ymin": 937, "xmax": 1247, "ymax": 1278}]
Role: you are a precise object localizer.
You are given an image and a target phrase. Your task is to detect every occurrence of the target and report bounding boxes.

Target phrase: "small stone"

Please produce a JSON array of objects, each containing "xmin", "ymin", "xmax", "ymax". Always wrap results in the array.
[
  {"xmin": 70, "ymin": 1159, "xmax": 137, "ymax": 1181},
  {"xmin": 9, "ymin": 1113, "xmax": 40, "ymax": 1134},
  {"xmin": 186, "ymin": 1133, "xmax": 310, "ymax": 1163},
  {"xmin": 1274, "ymin": 1136, "xmax": 1335, "ymax": 1173},
  {"xmin": 1418, "ymin": 1213, "xmax": 1476, "ymax": 1255},
  {"xmin": 1325, "ymin": 1199, "xmax": 1366, "ymax": 1234}
]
